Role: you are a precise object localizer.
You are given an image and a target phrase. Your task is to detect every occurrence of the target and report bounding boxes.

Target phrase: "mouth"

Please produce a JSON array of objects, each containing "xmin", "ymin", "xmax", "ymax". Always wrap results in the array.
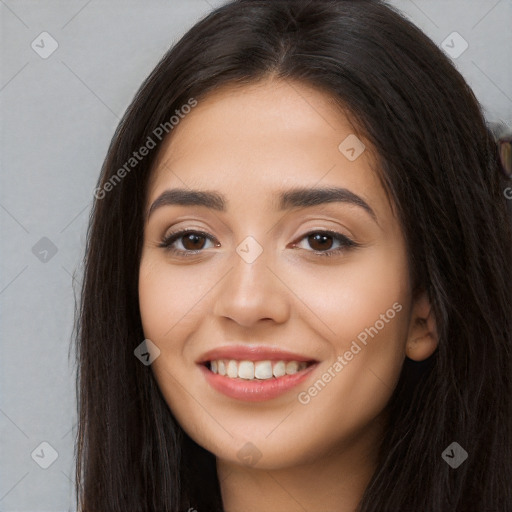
[{"xmin": 197, "ymin": 346, "xmax": 319, "ymax": 401}]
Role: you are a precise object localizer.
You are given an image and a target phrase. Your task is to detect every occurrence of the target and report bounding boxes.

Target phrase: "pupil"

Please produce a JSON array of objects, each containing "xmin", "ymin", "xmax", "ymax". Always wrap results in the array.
[
  {"xmin": 184, "ymin": 234, "xmax": 205, "ymax": 250},
  {"xmin": 309, "ymin": 233, "xmax": 332, "ymax": 251}
]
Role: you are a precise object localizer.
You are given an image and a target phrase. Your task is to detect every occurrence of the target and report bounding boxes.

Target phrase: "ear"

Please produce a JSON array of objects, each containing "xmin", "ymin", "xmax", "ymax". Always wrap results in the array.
[{"xmin": 405, "ymin": 290, "xmax": 439, "ymax": 361}]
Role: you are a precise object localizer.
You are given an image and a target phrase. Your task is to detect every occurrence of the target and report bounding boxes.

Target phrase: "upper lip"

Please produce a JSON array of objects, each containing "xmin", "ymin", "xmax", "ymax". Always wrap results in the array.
[{"xmin": 196, "ymin": 345, "xmax": 317, "ymax": 364}]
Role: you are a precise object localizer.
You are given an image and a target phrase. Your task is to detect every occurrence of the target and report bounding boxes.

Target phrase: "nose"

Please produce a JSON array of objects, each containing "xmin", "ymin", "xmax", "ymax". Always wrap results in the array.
[{"xmin": 212, "ymin": 243, "xmax": 291, "ymax": 328}]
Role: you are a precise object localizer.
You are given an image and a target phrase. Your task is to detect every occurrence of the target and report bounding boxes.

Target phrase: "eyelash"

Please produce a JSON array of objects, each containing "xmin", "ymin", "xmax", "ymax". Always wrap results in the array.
[{"xmin": 158, "ymin": 229, "xmax": 359, "ymax": 258}]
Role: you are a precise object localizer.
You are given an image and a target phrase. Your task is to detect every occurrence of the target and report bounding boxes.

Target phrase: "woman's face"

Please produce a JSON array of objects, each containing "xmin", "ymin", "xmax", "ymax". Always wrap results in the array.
[{"xmin": 139, "ymin": 78, "xmax": 419, "ymax": 470}]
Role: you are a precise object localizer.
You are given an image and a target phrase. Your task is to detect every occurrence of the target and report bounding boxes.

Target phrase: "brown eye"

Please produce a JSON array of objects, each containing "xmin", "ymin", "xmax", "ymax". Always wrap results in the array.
[
  {"xmin": 159, "ymin": 230, "xmax": 217, "ymax": 255},
  {"xmin": 307, "ymin": 233, "xmax": 334, "ymax": 251},
  {"xmin": 181, "ymin": 233, "xmax": 208, "ymax": 251},
  {"xmin": 293, "ymin": 230, "xmax": 358, "ymax": 258}
]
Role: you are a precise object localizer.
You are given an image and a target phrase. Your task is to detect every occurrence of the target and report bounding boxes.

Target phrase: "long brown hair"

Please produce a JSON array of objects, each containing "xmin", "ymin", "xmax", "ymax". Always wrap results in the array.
[{"xmin": 74, "ymin": 0, "xmax": 512, "ymax": 510}]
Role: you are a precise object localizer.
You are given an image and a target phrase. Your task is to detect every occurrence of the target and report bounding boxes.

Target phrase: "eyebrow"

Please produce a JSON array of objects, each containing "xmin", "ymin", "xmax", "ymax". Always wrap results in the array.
[{"xmin": 147, "ymin": 186, "xmax": 377, "ymax": 222}]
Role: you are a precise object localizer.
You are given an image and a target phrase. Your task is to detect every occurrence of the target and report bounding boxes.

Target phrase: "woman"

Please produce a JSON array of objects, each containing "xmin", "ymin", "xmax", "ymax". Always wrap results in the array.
[{"xmin": 74, "ymin": 0, "xmax": 512, "ymax": 510}]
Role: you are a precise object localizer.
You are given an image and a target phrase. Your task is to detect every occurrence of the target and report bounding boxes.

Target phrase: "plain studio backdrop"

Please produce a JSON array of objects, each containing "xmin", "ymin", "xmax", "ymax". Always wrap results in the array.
[{"xmin": 0, "ymin": 0, "xmax": 511, "ymax": 510}]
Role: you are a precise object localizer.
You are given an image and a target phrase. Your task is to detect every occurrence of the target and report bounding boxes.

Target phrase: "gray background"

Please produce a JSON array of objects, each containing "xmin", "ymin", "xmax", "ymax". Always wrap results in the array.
[{"xmin": 1, "ymin": 1, "xmax": 511, "ymax": 510}]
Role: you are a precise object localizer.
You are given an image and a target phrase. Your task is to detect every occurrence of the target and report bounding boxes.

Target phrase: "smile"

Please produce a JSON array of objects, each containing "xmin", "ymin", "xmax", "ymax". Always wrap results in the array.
[{"xmin": 197, "ymin": 346, "xmax": 318, "ymax": 401}]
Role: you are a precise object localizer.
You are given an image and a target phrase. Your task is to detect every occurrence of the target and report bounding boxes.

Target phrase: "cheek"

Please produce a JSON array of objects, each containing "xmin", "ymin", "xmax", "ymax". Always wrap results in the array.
[
  {"xmin": 290, "ymin": 245, "xmax": 411, "ymax": 442},
  {"xmin": 138, "ymin": 255, "xmax": 214, "ymax": 427},
  {"xmin": 288, "ymin": 239, "xmax": 410, "ymax": 354},
  {"xmin": 138, "ymin": 255, "xmax": 216, "ymax": 342}
]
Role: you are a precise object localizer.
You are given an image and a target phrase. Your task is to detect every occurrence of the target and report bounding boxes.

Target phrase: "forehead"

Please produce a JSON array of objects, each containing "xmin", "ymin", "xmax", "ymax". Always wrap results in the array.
[
  {"xmin": 147, "ymin": 78, "xmax": 390, "ymax": 221},
  {"xmin": 154, "ymin": 78, "xmax": 356, "ymax": 166}
]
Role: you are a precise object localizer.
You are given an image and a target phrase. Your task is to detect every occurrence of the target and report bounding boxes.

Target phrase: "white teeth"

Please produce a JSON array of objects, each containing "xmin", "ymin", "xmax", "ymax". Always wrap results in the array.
[
  {"xmin": 227, "ymin": 360, "xmax": 238, "ymax": 378},
  {"xmin": 254, "ymin": 360, "xmax": 273, "ymax": 379},
  {"xmin": 273, "ymin": 361, "xmax": 286, "ymax": 377},
  {"xmin": 238, "ymin": 361, "xmax": 255, "ymax": 380},
  {"xmin": 208, "ymin": 359, "xmax": 310, "ymax": 379},
  {"xmin": 286, "ymin": 361, "xmax": 299, "ymax": 374}
]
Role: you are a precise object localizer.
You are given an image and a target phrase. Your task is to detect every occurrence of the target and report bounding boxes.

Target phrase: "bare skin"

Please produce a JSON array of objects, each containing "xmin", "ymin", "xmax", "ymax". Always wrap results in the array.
[{"xmin": 138, "ymin": 77, "xmax": 438, "ymax": 512}]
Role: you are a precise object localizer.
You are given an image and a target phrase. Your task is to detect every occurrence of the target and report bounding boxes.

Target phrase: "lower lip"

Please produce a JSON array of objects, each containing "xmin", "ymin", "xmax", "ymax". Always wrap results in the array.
[{"xmin": 199, "ymin": 363, "xmax": 318, "ymax": 402}]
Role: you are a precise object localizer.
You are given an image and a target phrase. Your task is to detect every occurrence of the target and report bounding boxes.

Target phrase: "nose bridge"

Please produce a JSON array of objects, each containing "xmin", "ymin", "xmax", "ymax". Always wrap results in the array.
[{"xmin": 212, "ymin": 234, "xmax": 290, "ymax": 326}]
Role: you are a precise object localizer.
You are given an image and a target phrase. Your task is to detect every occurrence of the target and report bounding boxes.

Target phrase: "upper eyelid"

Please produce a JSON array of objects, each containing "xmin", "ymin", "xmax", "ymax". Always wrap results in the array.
[{"xmin": 161, "ymin": 227, "xmax": 352, "ymax": 239}]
